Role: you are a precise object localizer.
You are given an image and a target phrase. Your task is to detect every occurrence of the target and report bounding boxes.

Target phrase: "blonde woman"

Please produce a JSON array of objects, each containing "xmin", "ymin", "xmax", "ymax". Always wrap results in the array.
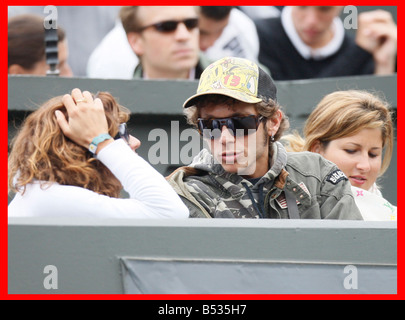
[
  {"xmin": 8, "ymin": 88, "xmax": 188, "ymax": 219},
  {"xmin": 282, "ymin": 90, "xmax": 396, "ymax": 221}
]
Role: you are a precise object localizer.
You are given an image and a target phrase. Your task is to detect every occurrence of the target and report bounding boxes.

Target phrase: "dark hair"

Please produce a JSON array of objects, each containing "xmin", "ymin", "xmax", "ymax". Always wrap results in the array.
[
  {"xmin": 200, "ymin": 6, "xmax": 233, "ymax": 20},
  {"xmin": 8, "ymin": 14, "xmax": 66, "ymax": 69}
]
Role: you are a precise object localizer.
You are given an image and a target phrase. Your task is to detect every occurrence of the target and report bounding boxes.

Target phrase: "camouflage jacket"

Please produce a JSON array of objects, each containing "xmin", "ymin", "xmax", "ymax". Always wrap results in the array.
[{"xmin": 167, "ymin": 142, "xmax": 363, "ymax": 220}]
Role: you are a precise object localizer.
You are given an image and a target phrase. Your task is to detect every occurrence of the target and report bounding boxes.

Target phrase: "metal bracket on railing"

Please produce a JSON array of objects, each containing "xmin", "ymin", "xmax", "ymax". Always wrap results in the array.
[{"xmin": 44, "ymin": 19, "xmax": 59, "ymax": 76}]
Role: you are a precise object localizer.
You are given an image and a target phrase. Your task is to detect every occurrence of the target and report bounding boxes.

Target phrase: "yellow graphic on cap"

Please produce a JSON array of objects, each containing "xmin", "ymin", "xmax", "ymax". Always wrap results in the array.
[{"xmin": 197, "ymin": 57, "xmax": 261, "ymax": 103}]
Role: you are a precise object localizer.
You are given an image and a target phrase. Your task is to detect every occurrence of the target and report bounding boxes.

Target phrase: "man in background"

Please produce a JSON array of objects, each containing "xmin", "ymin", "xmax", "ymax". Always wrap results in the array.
[
  {"xmin": 87, "ymin": 6, "xmax": 260, "ymax": 79},
  {"xmin": 8, "ymin": 14, "xmax": 73, "ymax": 77},
  {"xmin": 256, "ymin": 6, "xmax": 397, "ymax": 80},
  {"xmin": 120, "ymin": 6, "xmax": 208, "ymax": 79}
]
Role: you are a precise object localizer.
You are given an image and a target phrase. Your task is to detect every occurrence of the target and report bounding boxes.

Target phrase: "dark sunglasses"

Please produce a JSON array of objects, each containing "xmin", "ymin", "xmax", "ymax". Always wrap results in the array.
[
  {"xmin": 197, "ymin": 115, "xmax": 265, "ymax": 139},
  {"xmin": 114, "ymin": 123, "xmax": 130, "ymax": 144},
  {"xmin": 138, "ymin": 18, "xmax": 199, "ymax": 33}
]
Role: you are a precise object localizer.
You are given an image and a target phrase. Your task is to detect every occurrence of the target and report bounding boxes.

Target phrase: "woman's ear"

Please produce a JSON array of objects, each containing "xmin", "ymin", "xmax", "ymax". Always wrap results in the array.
[{"xmin": 310, "ymin": 140, "xmax": 322, "ymax": 154}]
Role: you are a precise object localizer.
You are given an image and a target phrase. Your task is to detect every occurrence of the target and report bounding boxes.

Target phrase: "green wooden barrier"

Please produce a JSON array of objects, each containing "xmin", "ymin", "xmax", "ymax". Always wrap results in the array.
[{"xmin": 8, "ymin": 218, "xmax": 397, "ymax": 294}]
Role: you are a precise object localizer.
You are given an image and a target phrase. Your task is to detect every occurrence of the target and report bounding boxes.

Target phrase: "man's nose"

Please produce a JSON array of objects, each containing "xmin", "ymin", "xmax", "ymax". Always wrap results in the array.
[
  {"xmin": 219, "ymin": 125, "xmax": 235, "ymax": 144},
  {"xmin": 304, "ymin": 9, "xmax": 321, "ymax": 26}
]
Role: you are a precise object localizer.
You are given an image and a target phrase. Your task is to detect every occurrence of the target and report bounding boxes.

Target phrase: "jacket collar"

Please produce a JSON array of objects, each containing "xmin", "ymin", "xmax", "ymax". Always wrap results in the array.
[{"xmin": 185, "ymin": 142, "xmax": 288, "ymax": 194}]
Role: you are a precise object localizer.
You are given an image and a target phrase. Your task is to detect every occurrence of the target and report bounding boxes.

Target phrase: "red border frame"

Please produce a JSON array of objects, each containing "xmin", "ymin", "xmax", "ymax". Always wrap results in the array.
[{"xmin": 2, "ymin": 1, "xmax": 402, "ymax": 301}]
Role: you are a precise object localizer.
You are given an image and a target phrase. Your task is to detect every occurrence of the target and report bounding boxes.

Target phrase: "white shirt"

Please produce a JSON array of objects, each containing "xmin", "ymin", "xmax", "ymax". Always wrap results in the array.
[
  {"xmin": 86, "ymin": 20, "xmax": 139, "ymax": 79},
  {"xmin": 352, "ymin": 185, "xmax": 397, "ymax": 221},
  {"xmin": 203, "ymin": 8, "xmax": 260, "ymax": 62},
  {"xmin": 8, "ymin": 139, "xmax": 189, "ymax": 219}
]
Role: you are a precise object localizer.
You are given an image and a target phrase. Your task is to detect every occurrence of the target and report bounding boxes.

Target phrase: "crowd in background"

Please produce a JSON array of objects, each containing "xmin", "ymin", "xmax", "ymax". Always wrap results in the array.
[{"xmin": 8, "ymin": 6, "xmax": 397, "ymax": 80}]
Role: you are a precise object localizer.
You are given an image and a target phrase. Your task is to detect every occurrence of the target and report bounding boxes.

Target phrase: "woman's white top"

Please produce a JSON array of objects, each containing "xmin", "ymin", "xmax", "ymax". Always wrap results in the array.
[
  {"xmin": 352, "ymin": 184, "xmax": 397, "ymax": 221},
  {"xmin": 8, "ymin": 139, "xmax": 189, "ymax": 219}
]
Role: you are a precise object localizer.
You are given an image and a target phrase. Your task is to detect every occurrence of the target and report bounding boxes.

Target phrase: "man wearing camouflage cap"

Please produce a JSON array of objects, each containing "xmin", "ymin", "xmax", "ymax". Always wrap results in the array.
[{"xmin": 167, "ymin": 56, "xmax": 362, "ymax": 220}]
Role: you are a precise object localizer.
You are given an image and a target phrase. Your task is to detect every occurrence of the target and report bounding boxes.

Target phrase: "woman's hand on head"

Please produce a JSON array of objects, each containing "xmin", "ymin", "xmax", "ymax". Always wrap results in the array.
[{"xmin": 55, "ymin": 88, "xmax": 112, "ymax": 150}]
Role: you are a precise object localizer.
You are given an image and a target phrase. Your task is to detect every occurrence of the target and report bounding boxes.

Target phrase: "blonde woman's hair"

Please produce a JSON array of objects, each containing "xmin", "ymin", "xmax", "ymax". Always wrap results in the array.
[
  {"xmin": 8, "ymin": 92, "xmax": 130, "ymax": 197},
  {"xmin": 283, "ymin": 90, "xmax": 394, "ymax": 176}
]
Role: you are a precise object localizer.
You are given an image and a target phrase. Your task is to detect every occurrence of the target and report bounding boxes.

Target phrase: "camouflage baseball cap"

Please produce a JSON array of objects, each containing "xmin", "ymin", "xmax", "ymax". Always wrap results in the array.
[{"xmin": 183, "ymin": 56, "xmax": 277, "ymax": 108}]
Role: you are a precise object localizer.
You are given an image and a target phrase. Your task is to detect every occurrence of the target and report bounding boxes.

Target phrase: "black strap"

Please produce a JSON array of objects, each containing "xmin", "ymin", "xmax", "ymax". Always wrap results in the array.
[
  {"xmin": 242, "ymin": 182, "xmax": 264, "ymax": 218},
  {"xmin": 284, "ymin": 190, "xmax": 300, "ymax": 219}
]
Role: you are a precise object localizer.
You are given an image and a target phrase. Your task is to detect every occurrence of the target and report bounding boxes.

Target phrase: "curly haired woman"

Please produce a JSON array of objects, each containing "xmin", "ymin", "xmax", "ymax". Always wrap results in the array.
[{"xmin": 8, "ymin": 88, "xmax": 188, "ymax": 219}]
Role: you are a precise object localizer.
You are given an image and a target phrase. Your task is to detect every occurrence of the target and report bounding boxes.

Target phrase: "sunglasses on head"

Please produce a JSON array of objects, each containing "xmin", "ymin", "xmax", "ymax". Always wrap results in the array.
[
  {"xmin": 138, "ymin": 18, "xmax": 199, "ymax": 33},
  {"xmin": 197, "ymin": 115, "xmax": 265, "ymax": 139},
  {"xmin": 114, "ymin": 123, "xmax": 130, "ymax": 144}
]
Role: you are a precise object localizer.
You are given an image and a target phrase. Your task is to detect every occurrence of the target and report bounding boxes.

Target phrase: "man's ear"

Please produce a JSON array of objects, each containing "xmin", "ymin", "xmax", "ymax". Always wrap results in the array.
[
  {"xmin": 266, "ymin": 109, "xmax": 282, "ymax": 137},
  {"xmin": 8, "ymin": 64, "xmax": 27, "ymax": 75},
  {"xmin": 126, "ymin": 32, "xmax": 143, "ymax": 56}
]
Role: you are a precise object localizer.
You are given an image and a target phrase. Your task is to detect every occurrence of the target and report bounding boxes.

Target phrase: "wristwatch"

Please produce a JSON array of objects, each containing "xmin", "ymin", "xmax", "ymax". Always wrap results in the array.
[{"xmin": 88, "ymin": 133, "xmax": 112, "ymax": 155}]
